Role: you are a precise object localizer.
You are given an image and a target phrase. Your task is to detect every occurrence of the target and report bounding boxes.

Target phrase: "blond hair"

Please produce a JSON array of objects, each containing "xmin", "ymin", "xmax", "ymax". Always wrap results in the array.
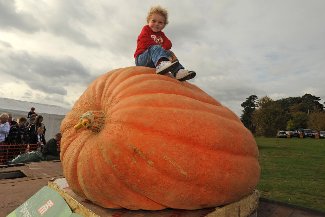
[
  {"xmin": 147, "ymin": 5, "xmax": 169, "ymax": 25},
  {"xmin": 0, "ymin": 113, "xmax": 9, "ymax": 120}
]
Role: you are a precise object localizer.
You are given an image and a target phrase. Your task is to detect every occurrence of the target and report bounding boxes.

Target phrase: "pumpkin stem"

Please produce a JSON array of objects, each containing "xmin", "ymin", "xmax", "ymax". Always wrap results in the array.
[{"xmin": 74, "ymin": 111, "xmax": 105, "ymax": 133}]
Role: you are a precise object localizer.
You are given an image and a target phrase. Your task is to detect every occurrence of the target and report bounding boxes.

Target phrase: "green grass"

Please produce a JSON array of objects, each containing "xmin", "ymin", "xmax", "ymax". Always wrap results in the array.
[{"xmin": 256, "ymin": 137, "xmax": 325, "ymax": 212}]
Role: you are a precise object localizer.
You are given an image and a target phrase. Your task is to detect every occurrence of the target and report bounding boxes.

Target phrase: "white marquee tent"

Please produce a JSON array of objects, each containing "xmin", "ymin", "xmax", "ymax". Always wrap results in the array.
[{"xmin": 0, "ymin": 97, "xmax": 70, "ymax": 141}]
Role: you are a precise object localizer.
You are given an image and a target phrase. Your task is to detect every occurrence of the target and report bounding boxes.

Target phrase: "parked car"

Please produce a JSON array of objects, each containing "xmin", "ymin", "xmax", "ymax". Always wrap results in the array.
[
  {"xmin": 320, "ymin": 131, "xmax": 325, "ymax": 139},
  {"xmin": 311, "ymin": 130, "xmax": 318, "ymax": 138},
  {"xmin": 290, "ymin": 130, "xmax": 300, "ymax": 137},
  {"xmin": 276, "ymin": 131, "xmax": 287, "ymax": 138},
  {"xmin": 303, "ymin": 129, "xmax": 313, "ymax": 138}
]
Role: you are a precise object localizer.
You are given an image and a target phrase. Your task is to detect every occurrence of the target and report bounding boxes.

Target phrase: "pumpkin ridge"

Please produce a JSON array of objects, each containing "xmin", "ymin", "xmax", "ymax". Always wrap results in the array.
[
  {"xmin": 99, "ymin": 67, "xmax": 151, "ymax": 93},
  {"xmin": 77, "ymin": 145, "xmax": 124, "ymax": 209},
  {"xmin": 94, "ymin": 141, "xmax": 168, "ymax": 209},
  {"xmin": 110, "ymin": 104, "xmax": 223, "ymax": 119},
  {"xmin": 95, "ymin": 144, "xmax": 193, "ymax": 208},
  {"xmin": 113, "ymin": 92, "xmax": 220, "ymax": 111},
  {"xmin": 99, "ymin": 75, "xmax": 172, "ymax": 112},
  {"xmin": 109, "ymin": 77, "xmax": 218, "ymax": 106},
  {"xmin": 60, "ymin": 129, "xmax": 79, "ymax": 157},
  {"xmin": 77, "ymin": 144, "xmax": 133, "ymax": 209},
  {"xmin": 62, "ymin": 138, "xmax": 87, "ymax": 197},
  {"xmin": 109, "ymin": 67, "xmax": 179, "ymax": 91},
  {"xmin": 106, "ymin": 77, "xmax": 178, "ymax": 104},
  {"xmin": 94, "ymin": 140, "xmax": 179, "ymax": 207},
  {"xmin": 103, "ymin": 67, "xmax": 156, "ymax": 94},
  {"xmin": 93, "ymin": 131, "xmax": 259, "ymax": 209},
  {"xmin": 107, "ymin": 119, "xmax": 257, "ymax": 158},
  {"xmin": 99, "ymin": 70, "xmax": 122, "ymax": 105},
  {"xmin": 109, "ymin": 106, "xmax": 255, "ymax": 155},
  {"xmin": 116, "ymin": 140, "xmax": 259, "ymax": 184}
]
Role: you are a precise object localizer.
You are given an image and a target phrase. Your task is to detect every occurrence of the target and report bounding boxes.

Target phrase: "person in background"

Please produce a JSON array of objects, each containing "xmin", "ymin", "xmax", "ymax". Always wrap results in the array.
[
  {"xmin": 6, "ymin": 117, "xmax": 29, "ymax": 144},
  {"xmin": 27, "ymin": 107, "xmax": 37, "ymax": 119},
  {"xmin": 27, "ymin": 113, "xmax": 37, "ymax": 126},
  {"xmin": 0, "ymin": 113, "xmax": 10, "ymax": 143},
  {"xmin": 17, "ymin": 117, "xmax": 29, "ymax": 144},
  {"xmin": 28, "ymin": 115, "xmax": 46, "ymax": 144},
  {"xmin": 30, "ymin": 127, "xmax": 46, "ymax": 151},
  {"xmin": 42, "ymin": 133, "xmax": 61, "ymax": 161},
  {"xmin": 8, "ymin": 113, "xmax": 17, "ymax": 127}
]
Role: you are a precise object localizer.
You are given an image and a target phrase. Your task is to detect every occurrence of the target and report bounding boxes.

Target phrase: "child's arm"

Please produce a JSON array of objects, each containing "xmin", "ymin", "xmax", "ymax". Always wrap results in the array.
[
  {"xmin": 161, "ymin": 32, "xmax": 172, "ymax": 50},
  {"xmin": 137, "ymin": 26, "xmax": 157, "ymax": 50}
]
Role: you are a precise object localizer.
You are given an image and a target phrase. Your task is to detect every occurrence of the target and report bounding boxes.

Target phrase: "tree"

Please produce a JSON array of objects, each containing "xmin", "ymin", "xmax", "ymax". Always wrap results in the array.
[
  {"xmin": 301, "ymin": 94, "xmax": 324, "ymax": 113},
  {"xmin": 287, "ymin": 112, "xmax": 308, "ymax": 130},
  {"xmin": 307, "ymin": 112, "xmax": 325, "ymax": 130},
  {"xmin": 253, "ymin": 99, "xmax": 289, "ymax": 137},
  {"xmin": 240, "ymin": 95, "xmax": 258, "ymax": 133}
]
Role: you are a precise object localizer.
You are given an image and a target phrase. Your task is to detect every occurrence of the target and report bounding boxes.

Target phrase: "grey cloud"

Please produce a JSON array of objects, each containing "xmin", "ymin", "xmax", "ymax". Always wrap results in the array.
[
  {"xmin": 51, "ymin": 24, "xmax": 99, "ymax": 47},
  {"xmin": 0, "ymin": 49, "xmax": 95, "ymax": 95},
  {"xmin": 0, "ymin": 0, "xmax": 40, "ymax": 32},
  {"xmin": 197, "ymin": 79, "xmax": 257, "ymax": 101},
  {"xmin": 28, "ymin": 81, "xmax": 67, "ymax": 95},
  {"xmin": 43, "ymin": 94, "xmax": 72, "ymax": 107},
  {"xmin": 0, "ymin": 0, "xmax": 98, "ymax": 47},
  {"xmin": 46, "ymin": 1, "xmax": 101, "ymax": 47}
]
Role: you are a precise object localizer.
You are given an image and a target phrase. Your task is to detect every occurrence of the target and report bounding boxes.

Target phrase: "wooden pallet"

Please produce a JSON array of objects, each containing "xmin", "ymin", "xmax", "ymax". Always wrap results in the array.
[{"xmin": 48, "ymin": 178, "xmax": 259, "ymax": 217}]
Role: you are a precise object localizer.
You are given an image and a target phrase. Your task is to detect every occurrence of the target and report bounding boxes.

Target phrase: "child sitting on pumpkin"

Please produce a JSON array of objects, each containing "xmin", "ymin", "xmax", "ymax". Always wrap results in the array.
[{"xmin": 134, "ymin": 5, "xmax": 196, "ymax": 81}]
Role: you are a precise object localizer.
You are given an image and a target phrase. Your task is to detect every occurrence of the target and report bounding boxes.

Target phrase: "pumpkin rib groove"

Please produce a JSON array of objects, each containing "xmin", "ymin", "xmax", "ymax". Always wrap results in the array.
[
  {"xmin": 110, "ymin": 94, "xmax": 222, "ymax": 116},
  {"xmin": 98, "ymin": 67, "xmax": 143, "ymax": 105},
  {"xmin": 93, "ymin": 130, "xmax": 259, "ymax": 209},
  {"xmin": 100, "ymin": 69, "xmax": 156, "ymax": 100},
  {"xmin": 93, "ymin": 137, "xmax": 190, "ymax": 208},
  {"xmin": 62, "ymin": 137, "xmax": 87, "ymax": 198},
  {"xmin": 110, "ymin": 77, "xmax": 219, "ymax": 106},
  {"xmin": 78, "ymin": 144, "xmax": 165, "ymax": 209},
  {"xmin": 109, "ymin": 109, "xmax": 254, "ymax": 156},
  {"xmin": 60, "ymin": 130, "xmax": 79, "ymax": 158},
  {"xmin": 93, "ymin": 140, "xmax": 168, "ymax": 209},
  {"xmin": 115, "ymin": 88, "xmax": 219, "ymax": 108},
  {"xmin": 106, "ymin": 70, "xmax": 179, "ymax": 94},
  {"xmin": 119, "ymin": 121, "xmax": 251, "ymax": 156},
  {"xmin": 110, "ymin": 134, "xmax": 258, "ymax": 182},
  {"xmin": 110, "ymin": 104, "xmax": 237, "ymax": 124},
  {"xmin": 100, "ymin": 121, "xmax": 256, "ymax": 177}
]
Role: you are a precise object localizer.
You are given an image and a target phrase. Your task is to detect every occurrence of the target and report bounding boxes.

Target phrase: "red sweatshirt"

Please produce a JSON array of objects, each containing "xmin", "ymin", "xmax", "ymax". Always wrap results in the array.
[{"xmin": 134, "ymin": 25, "xmax": 172, "ymax": 58}]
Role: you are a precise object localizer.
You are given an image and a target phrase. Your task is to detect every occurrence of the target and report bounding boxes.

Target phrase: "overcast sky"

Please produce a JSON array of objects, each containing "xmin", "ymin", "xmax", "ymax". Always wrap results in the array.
[{"xmin": 1, "ymin": 0, "xmax": 324, "ymax": 116}]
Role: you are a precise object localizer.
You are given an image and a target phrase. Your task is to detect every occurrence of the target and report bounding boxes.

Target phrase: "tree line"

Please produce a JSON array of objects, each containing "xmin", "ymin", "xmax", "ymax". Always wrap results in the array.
[{"xmin": 240, "ymin": 94, "xmax": 325, "ymax": 137}]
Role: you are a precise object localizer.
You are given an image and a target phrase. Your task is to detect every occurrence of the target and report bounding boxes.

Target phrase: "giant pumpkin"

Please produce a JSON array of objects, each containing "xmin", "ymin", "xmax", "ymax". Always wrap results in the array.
[{"xmin": 60, "ymin": 66, "xmax": 260, "ymax": 210}]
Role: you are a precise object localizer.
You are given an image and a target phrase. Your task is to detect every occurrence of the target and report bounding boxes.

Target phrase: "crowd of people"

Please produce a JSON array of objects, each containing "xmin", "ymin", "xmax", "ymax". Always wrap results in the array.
[{"xmin": 0, "ymin": 107, "xmax": 61, "ymax": 161}]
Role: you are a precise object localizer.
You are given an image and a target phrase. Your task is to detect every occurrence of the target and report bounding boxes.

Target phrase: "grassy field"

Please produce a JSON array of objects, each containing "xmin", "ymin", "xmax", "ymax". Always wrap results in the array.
[{"xmin": 256, "ymin": 137, "xmax": 325, "ymax": 212}]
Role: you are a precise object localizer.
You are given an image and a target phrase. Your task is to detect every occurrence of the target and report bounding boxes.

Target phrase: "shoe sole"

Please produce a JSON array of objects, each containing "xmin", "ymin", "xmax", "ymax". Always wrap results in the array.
[
  {"xmin": 156, "ymin": 61, "xmax": 179, "ymax": 75},
  {"xmin": 178, "ymin": 71, "xmax": 196, "ymax": 81}
]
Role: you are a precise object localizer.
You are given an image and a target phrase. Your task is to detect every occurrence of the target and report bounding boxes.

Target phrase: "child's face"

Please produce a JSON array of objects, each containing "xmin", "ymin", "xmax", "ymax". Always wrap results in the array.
[{"xmin": 148, "ymin": 13, "xmax": 166, "ymax": 32}]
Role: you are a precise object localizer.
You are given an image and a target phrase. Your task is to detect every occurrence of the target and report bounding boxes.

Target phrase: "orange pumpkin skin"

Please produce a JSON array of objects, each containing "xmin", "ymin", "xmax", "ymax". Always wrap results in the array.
[{"xmin": 60, "ymin": 66, "xmax": 260, "ymax": 210}]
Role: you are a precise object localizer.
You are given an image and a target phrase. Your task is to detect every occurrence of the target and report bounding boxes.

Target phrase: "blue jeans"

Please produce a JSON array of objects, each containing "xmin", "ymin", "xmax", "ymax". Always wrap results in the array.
[{"xmin": 135, "ymin": 45, "xmax": 183, "ymax": 72}]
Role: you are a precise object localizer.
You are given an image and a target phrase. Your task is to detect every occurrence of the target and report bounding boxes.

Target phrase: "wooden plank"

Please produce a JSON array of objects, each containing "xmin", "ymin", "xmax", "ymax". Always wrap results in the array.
[{"xmin": 48, "ymin": 178, "xmax": 259, "ymax": 217}]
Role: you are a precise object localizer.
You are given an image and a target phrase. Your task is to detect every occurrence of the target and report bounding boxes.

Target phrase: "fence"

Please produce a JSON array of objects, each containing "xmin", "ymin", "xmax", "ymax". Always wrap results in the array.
[{"xmin": 0, "ymin": 143, "xmax": 38, "ymax": 164}]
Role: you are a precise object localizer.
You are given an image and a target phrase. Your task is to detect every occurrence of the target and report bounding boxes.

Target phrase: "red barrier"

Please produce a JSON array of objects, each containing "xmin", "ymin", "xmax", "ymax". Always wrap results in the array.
[{"xmin": 0, "ymin": 144, "xmax": 38, "ymax": 164}]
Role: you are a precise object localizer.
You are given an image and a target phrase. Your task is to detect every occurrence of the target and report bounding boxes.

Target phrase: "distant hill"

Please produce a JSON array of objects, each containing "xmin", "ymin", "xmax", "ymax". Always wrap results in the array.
[{"xmin": 0, "ymin": 97, "xmax": 70, "ymax": 115}]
